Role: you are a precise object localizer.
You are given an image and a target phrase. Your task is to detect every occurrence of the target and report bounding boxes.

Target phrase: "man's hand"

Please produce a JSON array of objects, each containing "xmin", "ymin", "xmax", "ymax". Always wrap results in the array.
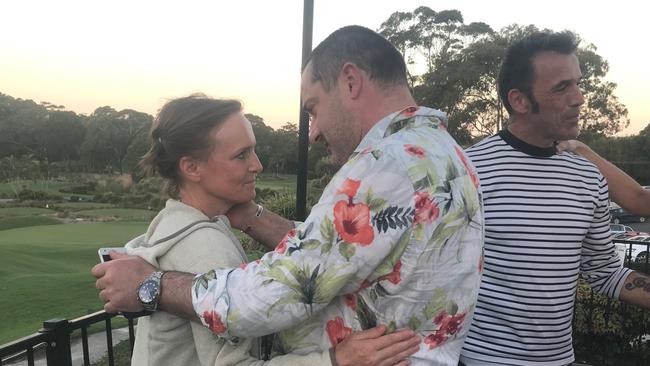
[
  {"xmin": 225, "ymin": 201, "xmax": 259, "ymax": 231},
  {"xmin": 334, "ymin": 325, "xmax": 420, "ymax": 366},
  {"xmin": 91, "ymin": 252, "xmax": 155, "ymax": 313}
]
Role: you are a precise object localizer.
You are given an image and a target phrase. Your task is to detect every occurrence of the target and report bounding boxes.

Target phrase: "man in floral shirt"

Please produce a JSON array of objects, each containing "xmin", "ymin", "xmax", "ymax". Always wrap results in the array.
[{"xmin": 94, "ymin": 26, "xmax": 484, "ymax": 366}]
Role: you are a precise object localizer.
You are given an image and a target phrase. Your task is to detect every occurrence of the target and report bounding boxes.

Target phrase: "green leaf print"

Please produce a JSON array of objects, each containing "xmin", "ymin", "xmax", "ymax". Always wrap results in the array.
[
  {"xmin": 261, "ymin": 260, "xmax": 353, "ymax": 316},
  {"xmin": 373, "ymin": 229, "xmax": 411, "ymax": 277},
  {"xmin": 192, "ymin": 269, "xmax": 217, "ymax": 297},
  {"xmin": 364, "ymin": 187, "xmax": 388, "ymax": 212},
  {"xmin": 356, "ymin": 295, "xmax": 377, "ymax": 330},
  {"xmin": 275, "ymin": 320, "xmax": 320, "ymax": 354},
  {"xmin": 423, "ymin": 288, "xmax": 447, "ymax": 319},
  {"xmin": 320, "ymin": 216, "xmax": 335, "ymax": 244},
  {"xmin": 408, "ymin": 316, "xmax": 422, "ymax": 331},
  {"xmin": 338, "ymin": 241, "xmax": 356, "ymax": 261}
]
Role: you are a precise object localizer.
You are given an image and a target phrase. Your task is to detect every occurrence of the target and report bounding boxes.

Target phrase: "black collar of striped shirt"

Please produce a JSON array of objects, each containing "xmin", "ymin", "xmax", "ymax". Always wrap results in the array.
[{"xmin": 498, "ymin": 129, "xmax": 556, "ymax": 157}]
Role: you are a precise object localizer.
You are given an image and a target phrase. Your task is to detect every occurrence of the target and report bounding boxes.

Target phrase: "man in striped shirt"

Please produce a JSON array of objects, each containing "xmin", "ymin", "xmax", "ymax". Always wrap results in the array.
[{"xmin": 459, "ymin": 31, "xmax": 650, "ymax": 366}]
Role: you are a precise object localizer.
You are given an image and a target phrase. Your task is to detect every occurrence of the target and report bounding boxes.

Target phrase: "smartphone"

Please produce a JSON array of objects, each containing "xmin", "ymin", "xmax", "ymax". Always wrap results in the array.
[{"xmin": 98, "ymin": 247, "xmax": 127, "ymax": 262}]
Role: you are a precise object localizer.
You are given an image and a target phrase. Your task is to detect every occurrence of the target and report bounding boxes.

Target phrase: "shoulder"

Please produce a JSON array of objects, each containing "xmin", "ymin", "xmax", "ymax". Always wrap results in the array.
[{"xmin": 161, "ymin": 223, "xmax": 247, "ymax": 272}]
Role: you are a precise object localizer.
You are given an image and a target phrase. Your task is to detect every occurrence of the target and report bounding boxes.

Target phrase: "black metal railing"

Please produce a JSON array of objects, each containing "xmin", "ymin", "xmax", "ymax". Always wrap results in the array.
[{"xmin": 0, "ymin": 311, "xmax": 147, "ymax": 366}]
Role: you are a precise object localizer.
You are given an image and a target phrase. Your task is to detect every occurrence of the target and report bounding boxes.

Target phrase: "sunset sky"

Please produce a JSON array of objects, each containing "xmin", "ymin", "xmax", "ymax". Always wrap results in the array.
[{"xmin": 2, "ymin": 0, "xmax": 648, "ymax": 135}]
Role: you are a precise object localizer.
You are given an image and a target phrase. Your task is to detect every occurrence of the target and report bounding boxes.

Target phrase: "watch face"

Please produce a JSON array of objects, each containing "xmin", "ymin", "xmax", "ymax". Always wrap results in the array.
[{"xmin": 138, "ymin": 280, "xmax": 159, "ymax": 303}]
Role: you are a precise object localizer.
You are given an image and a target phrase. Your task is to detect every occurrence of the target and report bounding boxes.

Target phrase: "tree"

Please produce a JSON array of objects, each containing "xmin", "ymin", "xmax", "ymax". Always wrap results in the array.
[
  {"xmin": 379, "ymin": 8, "xmax": 629, "ymax": 143},
  {"xmin": 82, "ymin": 107, "xmax": 152, "ymax": 174}
]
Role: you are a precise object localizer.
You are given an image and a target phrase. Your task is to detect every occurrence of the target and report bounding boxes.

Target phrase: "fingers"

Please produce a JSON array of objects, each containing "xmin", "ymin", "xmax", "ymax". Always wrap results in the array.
[
  {"xmin": 366, "ymin": 328, "xmax": 416, "ymax": 350},
  {"xmin": 389, "ymin": 361, "xmax": 411, "ymax": 366},
  {"xmin": 109, "ymin": 251, "xmax": 130, "ymax": 260},
  {"xmin": 555, "ymin": 141, "xmax": 568, "ymax": 152},
  {"xmin": 91, "ymin": 262, "xmax": 107, "ymax": 278},
  {"xmin": 377, "ymin": 338, "xmax": 420, "ymax": 366},
  {"xmin": 349, "ymin": 325, "xmax": 387, "ymax": 340}
]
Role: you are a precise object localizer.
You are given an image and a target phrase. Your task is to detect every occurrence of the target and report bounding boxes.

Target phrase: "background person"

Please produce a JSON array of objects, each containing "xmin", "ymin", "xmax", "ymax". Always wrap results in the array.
[{"xmin": 460, "ymin": 31, "xmax": 650, "ymax": 366}]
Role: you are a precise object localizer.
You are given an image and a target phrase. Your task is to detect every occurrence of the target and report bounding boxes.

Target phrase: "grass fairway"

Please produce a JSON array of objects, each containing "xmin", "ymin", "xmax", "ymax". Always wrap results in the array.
[
  {"xmin": 0, "ymin": 221, "xmax": 149, "ymax": 344},
  {"xmin": 256, "ymin": 174, "xmax": 296, "ymax": 192},
  {"xmin": 75, "ymin": 208, "xmax": 157, "ymax": 221}
]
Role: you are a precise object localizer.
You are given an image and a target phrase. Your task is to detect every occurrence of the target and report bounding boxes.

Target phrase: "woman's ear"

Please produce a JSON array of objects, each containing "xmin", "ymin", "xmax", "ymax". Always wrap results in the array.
[{"xmin": 178, "ymin": 156, "xmax": 202, "ymax": 183}]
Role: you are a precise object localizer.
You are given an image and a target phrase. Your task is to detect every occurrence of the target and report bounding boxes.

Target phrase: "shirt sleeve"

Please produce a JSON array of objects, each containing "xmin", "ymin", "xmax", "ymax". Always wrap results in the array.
[
  {"xmin": 191, "ymin": 149, "xmax": 417, "ymax": 339},
  {"xmin": 580, "ymin": 175, "xmax": 633, "ymax": 298}
]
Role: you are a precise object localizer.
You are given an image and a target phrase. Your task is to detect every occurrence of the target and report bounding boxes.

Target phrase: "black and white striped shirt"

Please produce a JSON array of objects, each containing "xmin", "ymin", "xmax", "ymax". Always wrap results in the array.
[{"xmin": 460, "ymin": 130, "xmax": 632, "ymax": 366}]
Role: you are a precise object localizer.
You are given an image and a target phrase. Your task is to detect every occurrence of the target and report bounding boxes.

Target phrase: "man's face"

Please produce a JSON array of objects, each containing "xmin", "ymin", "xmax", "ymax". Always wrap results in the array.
[
  {"xmin": 527, "ymin": 51, "xmax": 585, "ymax": 142},
  {"xmin": 301, "ymin": 64, "xmax": 360, "ymax": 166}
]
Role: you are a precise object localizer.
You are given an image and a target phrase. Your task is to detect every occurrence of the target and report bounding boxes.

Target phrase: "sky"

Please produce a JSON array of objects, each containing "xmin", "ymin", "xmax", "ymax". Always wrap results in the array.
[{"xmin": 2, "ymin": 0, "xmax": 648, "ymax": 135}]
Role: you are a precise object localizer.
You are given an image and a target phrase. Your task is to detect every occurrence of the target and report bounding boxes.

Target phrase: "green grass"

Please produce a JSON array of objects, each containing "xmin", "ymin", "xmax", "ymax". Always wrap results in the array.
[
  {"xmin": 52, "ymin": 202, "xmax": 117, "ymax": 210},
  {"xmin": 75, "ymin": 208, "xmax": 157, "ymax": 221},
  {"xmin": 256, "ymin": 174, "xmax": 296, "ymax": 192},
  {"xmin": 0, "ymin": 216, "xmax": 61, "ymax": 230},
  {"xmin": 0, "ymin": 221, "xmax": 149, "ymax": 344},
  {"xmin": 91, "ymin": 339, "xmax": 131, "ymax": 366},
  {"xmin": 0, "ymin": 207, "xmax": 56, "ymax": 217}
]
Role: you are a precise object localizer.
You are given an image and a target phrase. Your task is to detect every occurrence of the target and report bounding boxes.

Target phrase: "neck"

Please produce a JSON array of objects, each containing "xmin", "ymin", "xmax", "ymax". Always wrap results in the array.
[
  {"xmin": 359, "ymin": 85, "xmax": 417, "ymax": 135},
  {"xmin": 507, "ymin": 117, "xmax": 555, "ymax": 148},
  {"xmin": 179, "ymin": 186, "xmax": 230, "ymax": 218}
]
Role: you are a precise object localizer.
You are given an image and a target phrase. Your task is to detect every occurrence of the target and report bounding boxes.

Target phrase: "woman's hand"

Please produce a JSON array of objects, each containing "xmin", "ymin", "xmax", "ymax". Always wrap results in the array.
[
  {"xmin": 555, "ymin": 140, "xmax": 588, "ymax": 155},
  {"xmin": 334, "ymin": 325, "xmax": 420, "ymax": 366}
]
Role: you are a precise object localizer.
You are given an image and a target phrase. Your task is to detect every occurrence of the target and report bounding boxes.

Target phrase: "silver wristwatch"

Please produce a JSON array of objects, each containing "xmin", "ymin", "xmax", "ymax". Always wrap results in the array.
[{"xmin": 137, "ymin": 271, "xmax": 164, "ymax": 311}]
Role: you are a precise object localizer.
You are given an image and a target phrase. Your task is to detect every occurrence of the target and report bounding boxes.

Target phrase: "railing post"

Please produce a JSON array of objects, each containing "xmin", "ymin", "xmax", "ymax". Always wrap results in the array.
[{"xmin": 41, "ymin": 318, "xmax": 72, "ymax": 366}]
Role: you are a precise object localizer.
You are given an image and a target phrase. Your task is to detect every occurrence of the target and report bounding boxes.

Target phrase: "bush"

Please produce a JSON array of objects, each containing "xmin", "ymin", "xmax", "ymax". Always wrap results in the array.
[
  {"xmin": 262, "ymin": 192, "xmax": 297, "ymax": 220},
  {"xmin": 573, "ymin": 279, "xmax": 650, "ymax": 365},
  {"xmin": 17, "ymin": 189, "xmax": 60, "ymax": 201}
]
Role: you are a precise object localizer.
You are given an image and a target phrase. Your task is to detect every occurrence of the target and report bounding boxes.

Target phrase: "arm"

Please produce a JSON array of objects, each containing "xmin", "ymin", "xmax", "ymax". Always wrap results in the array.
[
  {"xmin": 192, "ymin": 153, "xmax": 416, "ymax": 339},
  {"xmin": 580, "ymin": 175, "xmax": 634, "ymax": 298},
  {"xmin": 557, "ymin": 140, "xmax": 650, "ymax": 216},
  {"xmin": 619, "ymin": 272, "xmax": 650, "ymax": 309},
  {"xmin": 227, "ymin": 201, "xmax": 296, "ymax": 251}
]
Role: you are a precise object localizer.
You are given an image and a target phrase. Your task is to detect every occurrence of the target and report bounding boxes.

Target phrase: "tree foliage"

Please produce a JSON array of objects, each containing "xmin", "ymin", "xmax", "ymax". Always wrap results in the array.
[{"xmin": 379, "ymin": 7, "xmax": 629, "ymax": 144}]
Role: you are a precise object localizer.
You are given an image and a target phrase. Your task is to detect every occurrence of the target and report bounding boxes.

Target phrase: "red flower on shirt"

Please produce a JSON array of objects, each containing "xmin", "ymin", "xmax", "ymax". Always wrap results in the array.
[
  {"xmin": 326, "ymin": 317, "xmax": 353, "ymax": 347},
  {"xmin": 344, "ymin": 293, "xmax": 357, "ymax": 311},
  {"xmin": 402, "ymin": 106, "xmax": 419, "ymax": 117},
  {"xmin": 379, "ymin": 260, "xmax": 402, "ymax": 285},
  {"xmin": 333, "ymin": 178, "xmax": 374, "ymax": 245},
  {"xmin": 405, "ymin": 144, "xmax": 426, "ymax": 159},
  {"xmin": 275, "ymin": 229, "xmax": 296, "ymax": 254},
  {"xmin": 454, "ymin": 146, "xmax": 479, "ymax": 188},
  {"xmin": 203, "ymin": 310, "xmax": 227, "ymax": 334},
  {"xmin": 423, "ymin": 330, "xmax": 448, "ymax": 349},
  {"xmin": 336, "ymin": 178, "xmax": 361, "ymax": 198},
  {"xmin": 414, "ymin": 191, "xmax": 440, "ymax": 225},
  {"xmin": 334, "ymin": 200, "xmax": 374, "ymax": 245},
  {"xmin": 424, "ymin": 310, "xmax": 467, "ymax": 349}
]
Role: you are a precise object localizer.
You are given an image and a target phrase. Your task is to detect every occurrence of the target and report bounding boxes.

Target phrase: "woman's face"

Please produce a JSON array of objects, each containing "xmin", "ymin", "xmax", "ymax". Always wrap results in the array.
[{"xmin": 196, "ymin": 112, "xmax": 262, "ymax": 206}]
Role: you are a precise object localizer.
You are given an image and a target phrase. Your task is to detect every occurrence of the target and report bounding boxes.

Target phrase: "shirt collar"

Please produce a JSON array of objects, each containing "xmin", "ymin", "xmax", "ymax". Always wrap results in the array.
[
  {"xmin": 353, "ymin": 106, "xmax": 447, "ymax": 153},
  {"xmin": 499, "ymin": 129, "xmax": 556, "ymax": 157}
]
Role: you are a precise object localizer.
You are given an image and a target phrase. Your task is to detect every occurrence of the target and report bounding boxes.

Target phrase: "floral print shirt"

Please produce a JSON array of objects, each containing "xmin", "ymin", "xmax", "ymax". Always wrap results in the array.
[{"xmin": 192, "ymin": 107, "xmax": 485, "ymax": 365}]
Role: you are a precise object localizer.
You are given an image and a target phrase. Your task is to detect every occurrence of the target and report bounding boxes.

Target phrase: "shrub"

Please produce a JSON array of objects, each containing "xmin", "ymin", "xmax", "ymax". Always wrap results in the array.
[{"xmin": 262, "ymin": 192, "xmax": 297, "ymax": 220}]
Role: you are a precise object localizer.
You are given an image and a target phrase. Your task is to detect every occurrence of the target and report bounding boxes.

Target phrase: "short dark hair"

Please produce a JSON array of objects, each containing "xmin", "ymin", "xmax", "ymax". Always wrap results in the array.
[
  {"xmin": 498, "ymin": 31, "xmax": 578, "ymax": 114},
  {"xmin": 139, "ymin": 94, "xmax": 241, "ymax": 198},
  {"xmin": 306, "ymin": 25, "xmax": 408, "ymax": 90}
]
